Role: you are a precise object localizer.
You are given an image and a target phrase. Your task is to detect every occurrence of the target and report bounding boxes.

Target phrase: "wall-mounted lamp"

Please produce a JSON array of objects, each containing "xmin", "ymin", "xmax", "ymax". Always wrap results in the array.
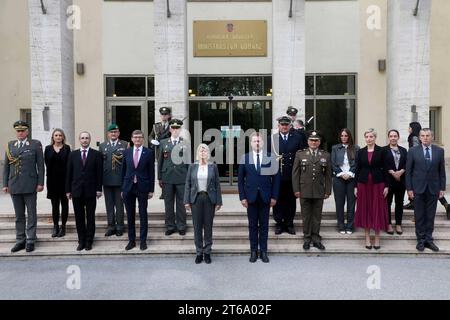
[
  {"xmin": 76, "ymin": 63, "xmax": 85, "ymax": 75},
  {"xmin": 411, "ymin": 104, "xmax": 418, "ymax": 121},
  {"xmin": 378, "ymin": 59, "xmax": 386, "ymax": 72},
  {"xmin": 40, "ymin": 0, "xmax": 47, "ymax": 14},
  {"xmin": 413, "ymin": 0, "xmax": 420, "ymax": 16},
  {"xmin": 288, "ymin": 0, "xmax": 293, "ymax": 18},
  {"xmin": 167, "ymin": 0, "xmax": 171, "ymax": 18}
]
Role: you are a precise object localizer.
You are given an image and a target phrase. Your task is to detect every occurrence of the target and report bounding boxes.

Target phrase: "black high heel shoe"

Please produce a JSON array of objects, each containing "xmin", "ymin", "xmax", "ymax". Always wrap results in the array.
[
  {"xmin": 373, "ymin": 246, "xmax": 381, "ymax": 250},
  {"xmin": 365, "ymin": 245, "xmax": 373, "ymax": 250}
]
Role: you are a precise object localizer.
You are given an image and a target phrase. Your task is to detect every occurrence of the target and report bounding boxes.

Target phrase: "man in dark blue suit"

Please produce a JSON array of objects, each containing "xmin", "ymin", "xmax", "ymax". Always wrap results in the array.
[
  {"xmin": 238, "ymin": 132, "xmax": 281, "ymax": 263},
  {"xmin": 406, "ymin": 128, "xmax": 446, "ymax": 252},
  {"xmin": 271, "ymin": 116, "xmax": 306, "ymax": 235},
  {"xmin": 122, "ymin": 130, "xmax": 155, "ymax": 251}
]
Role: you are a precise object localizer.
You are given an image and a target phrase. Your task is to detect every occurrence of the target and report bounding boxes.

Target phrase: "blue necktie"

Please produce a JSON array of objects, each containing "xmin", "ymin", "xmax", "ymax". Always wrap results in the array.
[
  {"xmin": 425, "ymin": 147, "xmax": 431, "ymax": 169},
  {"xmin": 256, "ymin": 153, "xmax": 261, "ymax": 174}
]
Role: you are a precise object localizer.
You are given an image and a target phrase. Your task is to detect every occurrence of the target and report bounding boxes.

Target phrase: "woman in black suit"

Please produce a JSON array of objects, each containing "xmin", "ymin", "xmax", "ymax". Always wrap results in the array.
[
  {"xmin": 184, "ymin": 144, "xmax": 222, "ymax": 264},
  {"xmin": 383, "ymin": 130, "xmax": 407, "ymax": 235},
  {"xmin": 44, "ymin": 129, "xmax": 71, "ymax": 237}
]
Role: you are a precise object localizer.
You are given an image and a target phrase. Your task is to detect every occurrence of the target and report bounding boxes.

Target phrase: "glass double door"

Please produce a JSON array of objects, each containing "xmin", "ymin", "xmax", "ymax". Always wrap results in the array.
[
  {"xmin": 106, "ymin": 100, "xmax": 155, "ymax": 146},
  {"xmin": 189, "ymin": 99, "xmax": 272, "ymax": 185}
]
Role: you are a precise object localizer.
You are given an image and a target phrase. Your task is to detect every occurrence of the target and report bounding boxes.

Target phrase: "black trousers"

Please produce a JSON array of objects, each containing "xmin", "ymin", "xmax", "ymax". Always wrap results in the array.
[
  {"xmin": 414, "ymin": 187, "xmax": 438, "ymax": 244},
  {"xmin": 247, "ymin": 192, "xmax": 270, "ymax": 252},
  {"xmin": 50, "ymin": 195, "xmax": 69, "ymax": 226},
  {"xmin": 332, "ymin": 177, "xmax": 356, "ymax": 231},
  {"xmin": 124, "ymin": 184, "xmax": 148, "ymax": 242},
  {"xmin": 192, "ymin": 192, "xmax": 215, "ymax": 255},
  {"xmin": 387, "ymin": 182, "xmax": 405, "ymax": 225},
  {"xmin": 273, "ymin": 181, "xmax": 296, "ymax": 227},
  {"xmin": 72, "ymin": 196, "xmax": 96, "ymax": 245}
]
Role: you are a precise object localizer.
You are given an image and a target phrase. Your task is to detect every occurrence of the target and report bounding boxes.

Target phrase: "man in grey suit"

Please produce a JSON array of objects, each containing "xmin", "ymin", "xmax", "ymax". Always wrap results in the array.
[
  {"xmin": 406, "ymin": 128, "xmax": 446, "ymax": 252},
  {"xmin": 99, "ymin": 124, "xmax": 129, "ymax": 237},
  {"xmin": 158, "ymin": 119, "xmax": 189, "ymax": 236},
  {"xmin": 2, "ymin": 121, "xmax": 45, "ymax": 253}
]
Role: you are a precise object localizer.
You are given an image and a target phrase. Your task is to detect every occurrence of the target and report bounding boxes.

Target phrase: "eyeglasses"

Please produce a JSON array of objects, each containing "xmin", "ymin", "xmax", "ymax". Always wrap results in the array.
[{"xmin": 132, "ymin": 136, "xmax": 144, "ymax": 139}]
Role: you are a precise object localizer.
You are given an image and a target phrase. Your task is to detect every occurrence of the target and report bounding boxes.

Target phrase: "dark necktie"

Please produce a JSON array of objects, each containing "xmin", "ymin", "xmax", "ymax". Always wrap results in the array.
[
  {"xmin": 256, "ymin": 153, "xmax": 261, "ymax": 174},
  {"xmin": 425, "ymin": 147, "xmax": 431, "ymax": 169},
  {"xmin": 82, "ymin": 149, "xmax": 87, "ymax": 166},
  {"xmin": 312, "ymin": 151, "xmax": 316, "ymax": 161},
  {"xmin": 19, "ymin": 141, "xmax": 23, "ymax": 149}
]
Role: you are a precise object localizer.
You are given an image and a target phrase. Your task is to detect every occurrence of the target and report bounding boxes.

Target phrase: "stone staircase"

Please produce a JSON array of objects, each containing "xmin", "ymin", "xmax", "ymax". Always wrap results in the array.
[{"xmin": 1, "ymin": 209, "xmax": 450, "ymax": 257}]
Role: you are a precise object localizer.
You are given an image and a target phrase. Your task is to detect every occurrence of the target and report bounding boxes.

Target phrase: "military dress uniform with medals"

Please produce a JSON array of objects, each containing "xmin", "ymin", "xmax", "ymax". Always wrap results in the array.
[
  {"xmin": 150, "ymin": 107, "xmax": 172, "ymax": 159},
  {"xmin": 3, "ymin": 121, "xmax": 45, "ymax": 252},
  {"xmin": 292, "ymin": 131, "xmax": 332, "ymax": 250},
  {"xmin": 158, "ymin": 119, "xmax": 189, "ymax": 235},
  {"xmin": 99, "ymin": 125, "xmax": 128, "ymax": 236},
  {"xmin": 271, "ymin": 116, "xmax": 305, "ymax": 235}
]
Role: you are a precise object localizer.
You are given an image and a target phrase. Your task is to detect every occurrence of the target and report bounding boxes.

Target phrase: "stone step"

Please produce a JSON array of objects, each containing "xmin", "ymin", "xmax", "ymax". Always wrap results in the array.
[
  {"xmin": 1, "ymin": 241, "xmax": 449, "ymax": 258},
  {"xmin": 1, "ymin": 219, "xmax": 450, "ymax": 235},
  {"xmin": 1, "ymin": 230, "xmax": 450, "ymax": 245},
  {"xmin": 0, "ymin": 210, "xmax": 442, "ymax": 222}
]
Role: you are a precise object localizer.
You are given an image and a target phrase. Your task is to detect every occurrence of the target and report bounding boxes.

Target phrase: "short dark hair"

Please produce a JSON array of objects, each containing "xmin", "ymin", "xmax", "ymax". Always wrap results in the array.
[
  {"xmin": 388, "ymin": 129, "xmax": 400, "ymax": 137},
  {"xmin": 131, "ymin": 130, "xmax": 144, "ymax": 138}
]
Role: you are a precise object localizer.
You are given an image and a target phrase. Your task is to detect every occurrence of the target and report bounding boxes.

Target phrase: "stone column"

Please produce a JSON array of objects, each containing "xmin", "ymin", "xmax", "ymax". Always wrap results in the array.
[
  {"xmin": 387, "ymin": 0, "xmax": 431, "ymax": 146},
  {"xmin": 272, "ymin": 0, "xmax": 305, "ymax": 128},
  {"xmin": 154, "ymin": 0, "xmax": 188, "ymax": 125},
  {"xmin": 28, "ymin": 0, "xmax": 75, "ymax": 146}
]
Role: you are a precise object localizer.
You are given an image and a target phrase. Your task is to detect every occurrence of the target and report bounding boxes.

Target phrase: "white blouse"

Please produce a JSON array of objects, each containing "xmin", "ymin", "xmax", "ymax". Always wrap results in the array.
[{"xmin": 197, "ymin": 164, "xmax": 208, "ymax": 192}]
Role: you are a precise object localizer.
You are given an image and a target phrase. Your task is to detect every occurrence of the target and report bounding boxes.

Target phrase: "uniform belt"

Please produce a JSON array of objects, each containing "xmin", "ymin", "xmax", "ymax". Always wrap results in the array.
[{"xmin": 197, "ymin": 191, "xmax": 208, "ymax": 195}]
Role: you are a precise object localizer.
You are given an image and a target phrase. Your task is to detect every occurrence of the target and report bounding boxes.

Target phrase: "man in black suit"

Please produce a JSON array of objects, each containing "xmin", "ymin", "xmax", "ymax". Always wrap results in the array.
[
  {"xmin": 122, "ymin": 130, "xmax": 155, "ymax": 251},
  {"xmin": 66, "ymin": 131, "xmax": 103, "ymax": 251},
  {"xmin": 406, "ymin": 128, "xmax": 446, "ymax": 252}
]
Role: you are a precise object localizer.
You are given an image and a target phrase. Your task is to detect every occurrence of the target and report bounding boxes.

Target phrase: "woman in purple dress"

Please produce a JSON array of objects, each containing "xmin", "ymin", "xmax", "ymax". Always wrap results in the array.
[{"xmin": 354, "ymin": 128, "xmax": 389, "ymax": 250}]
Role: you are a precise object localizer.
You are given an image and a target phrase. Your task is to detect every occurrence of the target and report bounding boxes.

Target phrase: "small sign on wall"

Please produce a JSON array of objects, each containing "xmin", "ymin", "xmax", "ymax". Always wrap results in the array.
[{"xmin": 193, "ymin": 20, "xmax": 267, "ymax": 57}]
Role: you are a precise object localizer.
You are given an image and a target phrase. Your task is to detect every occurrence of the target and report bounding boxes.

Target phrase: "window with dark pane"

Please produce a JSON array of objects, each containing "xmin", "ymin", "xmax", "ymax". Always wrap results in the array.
[{"xmin": 106, "ymin": 77, "xmax": 146, "ymax": 97}]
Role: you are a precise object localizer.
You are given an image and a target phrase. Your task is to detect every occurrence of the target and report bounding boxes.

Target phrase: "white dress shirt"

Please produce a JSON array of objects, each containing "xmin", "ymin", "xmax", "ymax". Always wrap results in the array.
[
  {"xmin": 336, "ymin": 145, "xmax": 354, "ymax": 178},
  {"xmin": 197, "ymin": 164, "xmax": 208, "ymax": 192},
  {"xmin": 252, "ymin": 151, "xmax": 263, "ymax": 171}
]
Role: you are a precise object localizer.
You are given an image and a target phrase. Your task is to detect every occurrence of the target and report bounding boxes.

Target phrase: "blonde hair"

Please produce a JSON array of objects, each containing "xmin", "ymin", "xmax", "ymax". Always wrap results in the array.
[
  {"xmin": 50, "ymin": 128, "xmax": 66, "ymax": 145},
  {"xmin": 196, "ymin": 143, "xmax": 210, "ymax": 162},
  {"xmin": 364, "ymin": 128, "xmax": 377, "ymax": 138}
]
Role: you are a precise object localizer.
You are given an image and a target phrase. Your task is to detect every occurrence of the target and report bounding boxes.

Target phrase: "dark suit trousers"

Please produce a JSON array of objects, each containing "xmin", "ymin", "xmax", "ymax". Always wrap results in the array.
[
  {"xmin": 273, "ymin": 181, "xmax": 296, "ymax": 226},
  {"xmin": 124, "ymin": 184, "xmax": 148, "ymax": 242},
  {"xmin": 72, "ymin": 196, "xmax": 96, "ymax": 245},
  {"xmin": 103, "ymin": 186, "xmax": 125, "ymax": 232},
  {"xmin": 163, "ymin": 183, "xmax": 187, "ymax": 231},
  {"xmin": 387, "ymin": 183, "xmax": 406, "ymax": 226},
  {"xmin": 414, "ymin": 187, "xmax": 438, "ymax": 244},
  {"xmin": 333, "ymin": 177, "xmax": 356, "ymax": 231},
  {"xmin": 247, "ymin": 192, "xmax": 270, "ymax": 252},
  {"xmin": 191, "ymin": 192, "xmax": 215, "ymax": 255}
]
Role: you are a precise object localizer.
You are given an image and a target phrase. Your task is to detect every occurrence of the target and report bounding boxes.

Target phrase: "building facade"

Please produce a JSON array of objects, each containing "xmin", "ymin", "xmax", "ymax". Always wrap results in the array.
[{"xmin": 1, "ymin": 0, "xmax": 449, "ymax": 183}]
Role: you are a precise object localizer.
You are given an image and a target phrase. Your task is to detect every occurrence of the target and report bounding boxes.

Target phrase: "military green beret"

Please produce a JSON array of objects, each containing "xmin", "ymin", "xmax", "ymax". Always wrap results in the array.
[{"xmin": 107, "ymin": 123, "xmax": 119, "ymax": 131}]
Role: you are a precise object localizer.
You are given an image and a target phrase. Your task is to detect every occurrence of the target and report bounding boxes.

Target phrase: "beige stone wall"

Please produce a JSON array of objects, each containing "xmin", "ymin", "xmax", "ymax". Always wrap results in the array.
[
  {"xmin": 0, "ymin": 0, "xmax": 31, "ymax": 161},
  {"xmin": 430, "ymin": 0, "xmax": 450, "ymax": 155},
  {"xmin": 73, "ymin": 0, "xmax": 104, "ymax": 149},
  {"xmin": 357, "ymin": 0, "xmax": 387, "ymax": 147}
]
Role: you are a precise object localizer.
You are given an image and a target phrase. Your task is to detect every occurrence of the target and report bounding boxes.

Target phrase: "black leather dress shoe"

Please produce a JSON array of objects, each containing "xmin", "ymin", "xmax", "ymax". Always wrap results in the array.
[
  {"xmin": 260, "ymin": 251, "xmax": 270, "ymax": 263},
  {"xmin": 85, "ymin": 243, "xmax": 93, "ymax": 251},
  {"xmin": 425, "ymin": 242, "xmax": 439, "ymax": 252},
  {"xmin": 416, "ymin": 242, "xmax": 425, "ymax": 252},
  {"xmin": 76, "ymin": 243, "xmax": 85, "ymax": 251},
  {"xmin": 303, "ymin": 242, "xmax": 311, "ymax": 250},
  {"xmin": 140, "ymin": 242, "xmax": 147, "ymax": 250},
  {"xmin": 179, "ymin": 230, "xmax": 186, "ymax": 236},
  {"xmin": 11, "ymin": 243, "xmax": 26, "ymax": 253},
  {"xmin": 274, "ymin": 224, "xmax": 283, "ymax": 235},
  {"xmin": 446, "ymin": 204, "xmax": 450, "ymax": 220},
  {"xmin": 249, "ymin": 251, "xmax": 258, "ymax": 263},
  {"xmin": 195, "ymin": 254, "xmax": 203, "ymax": 264},
  {"xmin": 313, "ymin": 242, "xmax": 325, "ymax": 250},
  {"xmin": 105, "ymin": 230, "xmax": 116, "ymax": 237},
  {"xmin": 165, "ymin": 229, "xmax": 176, "ymax": 236},
  {"xmin": 57, "ymin": 225, "xmax": 66, "ymax": 237},
  {"xmin": 286, "ymin": 226, "xmax": 296, "ymax": 235},
  {"xmin": 204, "ymin": 254, "xmax": 211, "ymax": 264},
  {"xmin": 26, "ymin": 243, "xmax": 35, "ymax": 252},
  {"xmin": 125, "ymin": 241, "xmax": 136, "ymax": 251},
  {"xmin": 116, "ymin": 231, "xmax": 123, "ymax": 237},
  {"xmin": 52, "ymin": 226, "xmax": 59, "ymax": 238}
]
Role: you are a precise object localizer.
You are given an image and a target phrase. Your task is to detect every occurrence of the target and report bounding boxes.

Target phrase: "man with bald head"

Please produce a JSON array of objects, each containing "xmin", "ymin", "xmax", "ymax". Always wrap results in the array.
[{"xmin": 66, "ymin": 131, "xmax": 103, "ymax": 251}]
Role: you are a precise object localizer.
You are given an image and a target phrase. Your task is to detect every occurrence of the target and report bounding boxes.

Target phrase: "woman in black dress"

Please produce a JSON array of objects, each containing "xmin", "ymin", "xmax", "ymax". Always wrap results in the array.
[{"xmin": 44, "ymin": 129, "xmax": 71, "ymax": 237}]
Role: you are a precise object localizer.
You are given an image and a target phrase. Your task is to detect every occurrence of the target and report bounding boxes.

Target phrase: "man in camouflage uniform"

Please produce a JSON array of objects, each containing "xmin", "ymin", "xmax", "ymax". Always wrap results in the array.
[
  {"xmin": 292, "ymin": 130, "xmax": 332, "ymax": 251},
  {"xmin": 2, "ymin": 121, "xmax": 45, "ymax": 253},
  {"xmin": 99, "ymin": 124, "xmax": 129, "ymax": 237}
]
